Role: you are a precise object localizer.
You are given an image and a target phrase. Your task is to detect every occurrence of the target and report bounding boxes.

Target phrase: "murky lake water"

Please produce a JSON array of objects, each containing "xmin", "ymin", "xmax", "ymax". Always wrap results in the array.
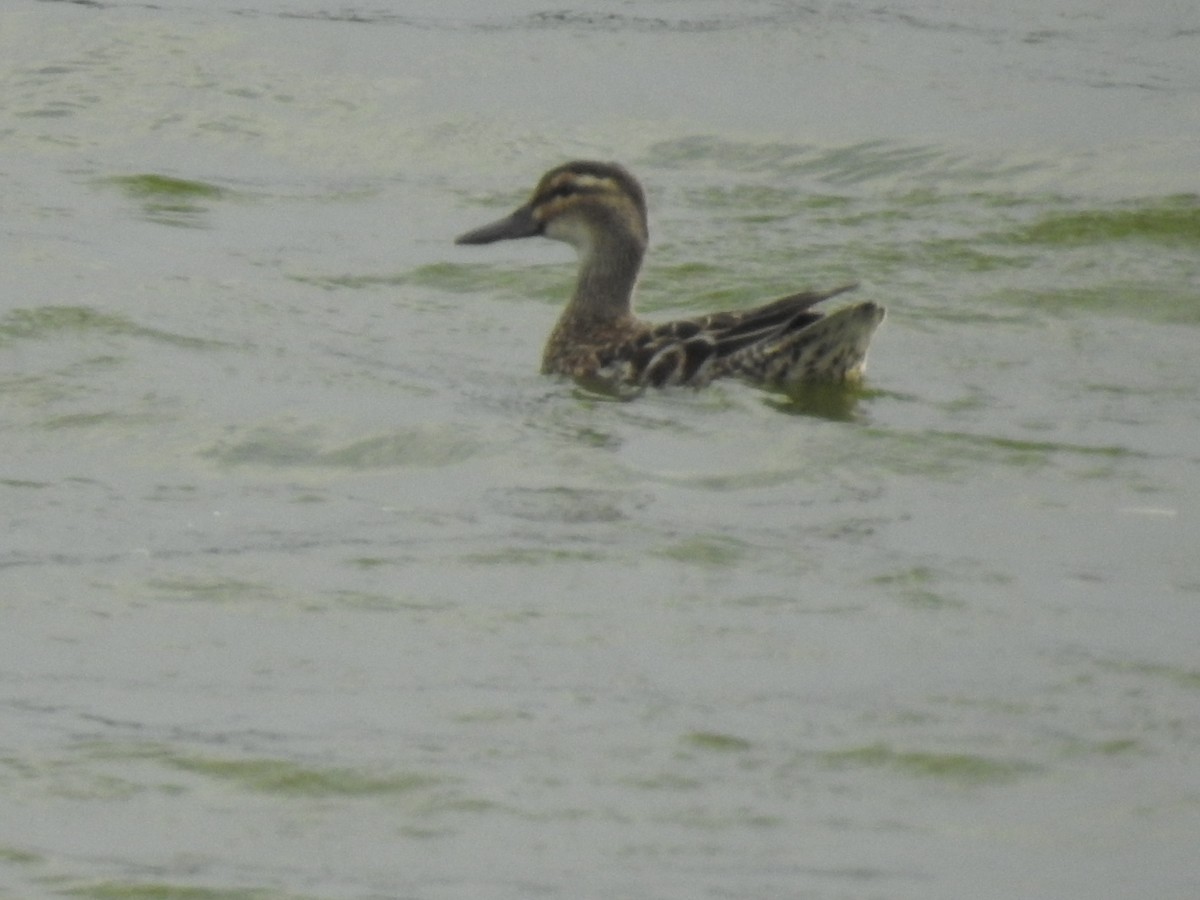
[{"xmin": 2, "ymin": 1, "xmax": 1199, "ymax": 897}]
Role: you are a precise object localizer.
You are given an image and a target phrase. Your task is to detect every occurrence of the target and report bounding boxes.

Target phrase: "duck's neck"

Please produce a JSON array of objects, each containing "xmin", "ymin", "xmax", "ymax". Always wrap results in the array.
[{"xmin": 565, "ymin": 231, "xmax": 645, "ymax": 324}]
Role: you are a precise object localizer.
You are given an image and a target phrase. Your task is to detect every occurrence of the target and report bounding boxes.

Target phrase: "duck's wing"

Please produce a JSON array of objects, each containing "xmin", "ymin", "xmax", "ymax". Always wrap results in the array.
[
  {"xmin": 705, "ymin": 282, "xmax": 859, "ymax": 330},
  {"xmin": 650, "ymin": 283, "xmax": 858, "ymax": 347},
  {"xmin": 603, "ymin": 283, "xmax": 871, "ymax": 388}
]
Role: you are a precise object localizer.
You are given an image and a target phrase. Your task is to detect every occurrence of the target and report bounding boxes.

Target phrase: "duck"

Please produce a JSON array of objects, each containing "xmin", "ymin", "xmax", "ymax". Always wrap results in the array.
[{"xmin": 456, "ymin": 161, "xmax": 884, "ymax": 393}]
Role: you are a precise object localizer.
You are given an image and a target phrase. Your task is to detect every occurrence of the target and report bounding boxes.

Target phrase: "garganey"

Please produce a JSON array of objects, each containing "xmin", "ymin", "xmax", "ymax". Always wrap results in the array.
[{"xmin": 456, "ymin": 161, "xmax": 884, "ymax": 393}]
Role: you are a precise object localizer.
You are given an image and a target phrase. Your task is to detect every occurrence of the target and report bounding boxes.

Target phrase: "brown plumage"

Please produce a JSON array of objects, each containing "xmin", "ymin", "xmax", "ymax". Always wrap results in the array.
[{"xmin": 456, "ymin": 161, "xmax": 884, "ymax": 393}]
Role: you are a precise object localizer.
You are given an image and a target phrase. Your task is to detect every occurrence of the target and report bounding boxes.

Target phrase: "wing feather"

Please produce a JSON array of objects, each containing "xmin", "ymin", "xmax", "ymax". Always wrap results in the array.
[{"xmin": 578, "ymin": 283, "xmax": 866, "ymax": 389}]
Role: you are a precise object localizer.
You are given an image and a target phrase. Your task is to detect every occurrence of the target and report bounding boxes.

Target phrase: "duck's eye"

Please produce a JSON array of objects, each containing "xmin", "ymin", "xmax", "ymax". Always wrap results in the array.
[{"xmin": 548, "ymin": 182, "xmax": 577, "ymax": 201}]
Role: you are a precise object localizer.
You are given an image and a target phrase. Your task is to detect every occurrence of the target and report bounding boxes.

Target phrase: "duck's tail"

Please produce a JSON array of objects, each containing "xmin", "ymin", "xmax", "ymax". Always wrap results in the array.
[{"xmin": 723, "ymin": 301, "xmax": 886, "ymax": 386}]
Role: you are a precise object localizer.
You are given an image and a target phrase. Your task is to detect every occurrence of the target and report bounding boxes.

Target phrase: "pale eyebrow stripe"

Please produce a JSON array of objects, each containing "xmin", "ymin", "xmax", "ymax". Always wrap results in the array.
[{"xmin": 569, "ymin": 174, "xmax": 611, "ymax": 190}]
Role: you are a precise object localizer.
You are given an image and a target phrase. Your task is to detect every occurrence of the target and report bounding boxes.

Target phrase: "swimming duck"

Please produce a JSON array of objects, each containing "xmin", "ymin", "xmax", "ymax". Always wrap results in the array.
[{"xmin": 456, "ymin": 161, "xmax": 884, "ymax": 393}]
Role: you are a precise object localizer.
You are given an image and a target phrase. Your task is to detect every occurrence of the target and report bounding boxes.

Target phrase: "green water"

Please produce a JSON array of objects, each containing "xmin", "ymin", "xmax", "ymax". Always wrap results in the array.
[{"xmin": 2, "ymin": 1, "xmax": 1199, "ymax": 899}]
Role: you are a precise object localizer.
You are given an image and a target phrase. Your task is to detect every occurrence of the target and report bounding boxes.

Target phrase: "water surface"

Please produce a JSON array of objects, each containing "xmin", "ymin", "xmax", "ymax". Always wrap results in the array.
[{"xmin": 2, "ymin": 1, "xmax": 1199, "ymax": 898}]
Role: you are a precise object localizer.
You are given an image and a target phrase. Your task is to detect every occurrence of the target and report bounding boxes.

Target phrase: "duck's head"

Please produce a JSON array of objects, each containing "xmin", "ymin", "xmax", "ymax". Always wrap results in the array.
[{"xmin": 455, "ymin": 161, "xmax": 648, "ymax": 256}]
